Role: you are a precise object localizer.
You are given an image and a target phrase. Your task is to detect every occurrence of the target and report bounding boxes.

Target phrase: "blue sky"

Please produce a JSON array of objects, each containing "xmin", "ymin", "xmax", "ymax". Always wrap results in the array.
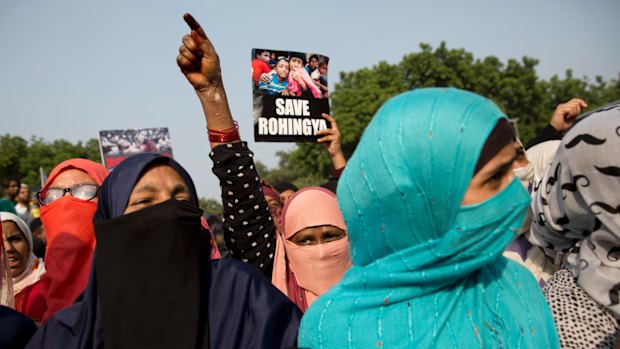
[{"xmin": 1, "ymin": 0, "xmax": 618, "ymax": 200}]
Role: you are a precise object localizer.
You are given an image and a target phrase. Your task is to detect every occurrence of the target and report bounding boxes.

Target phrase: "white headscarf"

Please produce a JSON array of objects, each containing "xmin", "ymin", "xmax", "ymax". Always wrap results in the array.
[
  {"xmin": 0, "ymin": 214, "xmax": 15, "ymax": 307},
  {"xmin": 514, "ymin": 140, "xmax": 561, "ymax": 189},
  {"xmin": 529, "ymin": 102, "xmax": 620, "ymax": 319},
  {"xmin": 1, "ymin": 211, "xmax": 45, "ymax": 295}
]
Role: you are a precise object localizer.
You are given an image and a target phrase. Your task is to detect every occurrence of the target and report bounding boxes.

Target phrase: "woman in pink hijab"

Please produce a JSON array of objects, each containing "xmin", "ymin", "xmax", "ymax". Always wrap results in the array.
[{"xmin": 272, "ymin": 187, "xmax": 351, "ymax": 311}]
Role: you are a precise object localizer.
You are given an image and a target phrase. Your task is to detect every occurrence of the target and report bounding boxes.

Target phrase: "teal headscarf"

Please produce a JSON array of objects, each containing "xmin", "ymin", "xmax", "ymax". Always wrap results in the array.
[{"xmin": 299, "ymin": 88, "xmax": 559, "ymax": 348}]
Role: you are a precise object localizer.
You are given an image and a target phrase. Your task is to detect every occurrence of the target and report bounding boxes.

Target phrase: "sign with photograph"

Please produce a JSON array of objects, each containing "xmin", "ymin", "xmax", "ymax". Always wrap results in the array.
[
  {"xmin": 98, "ymin": 127, "xmax": 173, "ymax": 170},
  {"xmin": 251, "ymin": 48, "xmax": 330, "ymax": 142}
]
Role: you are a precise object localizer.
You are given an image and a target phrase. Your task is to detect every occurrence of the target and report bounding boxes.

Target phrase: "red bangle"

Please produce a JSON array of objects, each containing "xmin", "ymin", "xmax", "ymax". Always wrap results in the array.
[{"xmin": 207, "ymin": 122, "xmax": 240, "ymax": 143}]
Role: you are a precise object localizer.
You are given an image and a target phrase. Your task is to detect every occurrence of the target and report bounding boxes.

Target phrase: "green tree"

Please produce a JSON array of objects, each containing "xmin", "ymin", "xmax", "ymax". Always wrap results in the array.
[
  {"xmin": 199, "ymin": 197, "xmax": 223, "ymax": 218},
  {"xmin": 281, "ymin": 42, "xmax": 620, "ymax": 184},
  {"xmin": 0, "ymin": 135, "xmax": 102, "ymax": 191},
  {"xmin": 0, "ymin": 135, "xmax": 28, "ymax": 182}
]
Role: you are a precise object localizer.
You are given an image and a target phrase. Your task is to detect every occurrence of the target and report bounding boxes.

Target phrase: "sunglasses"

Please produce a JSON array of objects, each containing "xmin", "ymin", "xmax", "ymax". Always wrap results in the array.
[{"xmin": 37, "ymin": 184, "xmax": 100, "ymax": 206}]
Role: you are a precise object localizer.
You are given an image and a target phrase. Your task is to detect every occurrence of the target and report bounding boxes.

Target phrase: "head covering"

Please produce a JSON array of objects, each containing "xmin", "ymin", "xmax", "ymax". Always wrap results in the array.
[
  {"xmin": 0, "ymin": 212, "xmax": 45, "ymax": 294},
  {"xmin": 473, "ymin": 118, "xmax": 514, "ymax": 174},
  {"xmin": 33, "ymin": 158, "xmax": 108, "ymax": 322},
  {"xmin": 27, "ymin": 153, "xmax": 302, "ymax": 349},
  {"xmin": 289, "ymin": 69, "xmax": 321, "ymax": 98},
  {"xmin": 272, "ymin": 187, "xmax": 350, "ymax": 311},
  {"xmin": 0, "ymin": 217, "xmax": 14, "ymax": 307},
  {"xmin": 299, "ymin": 88, "xmax": 559, "ymax": 348},
  {"xmin": 518, "ymin": 140, "xmax": 561, "ymax": 187},
  {"xmin": 274, "ymin": 182, "xmax": 298, "ymax": 194},
  {"xmin": 529, "ymin": 101, "xmax": 620, "ymax": 318},
  {"xmin": 262, "ymin": 185, "xmax": 280, "ymax": 204},
  {"xmin": 95, "ymin": 153, "xmax": 198, "ymax": 221}
]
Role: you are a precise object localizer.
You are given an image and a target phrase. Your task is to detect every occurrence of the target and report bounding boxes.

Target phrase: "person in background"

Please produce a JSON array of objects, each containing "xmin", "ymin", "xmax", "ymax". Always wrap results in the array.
[
  {"xmin": 525, "ymin": 98, "xmax": 587, "ymax": 149},
  {"xmin": 503, "ymin": 98, "xmax": 590, "ymax": 289},
  {"xmin": 29, "ymin": 218, "xmax": 47, "ymax": 259},
  {"xmin": 299, "ymin": 88, "xmax": 559, "ymax": 348},
  {"xmin": 0, "ymin": 219, "xmax": 37, "ymax": 348},
  {"xmin": 305, "ymin": 54, "xmax": 319, "ymax": 75},
  {"xmin": 268, "ymin": 52, "xmax": 277, "ymax": 68},
  {"xmin": 288, "ymin": 52, "xmax": 321, "ymax": 98},
  {"xmin": 15, "ymin": 184, "xmax": 34, "ymax": 224},
  {"xmin": 262, "ymin": 181, "xmax": 284, "ymax": 234},
  {"xmin": 258, "ymin": 56, "xmax": 290, "ymax": 96},
  {"xmin": 1, "ymin": 212, "xmax": 46, "ymax": 297},
  {"xmin": 251, "ymin": 49, "xmax": 272, "ymax": 87},
  {"xmin": 16, "ymin": 159, "xmax": 108, "ymax": 322},
  {"xmin": 312, "ymin": 61, "xmax": 329, "ymax": 98},
  {"xmin": 529, "ymin": 101, "xmax": 620, "ymax": 348},
  {"xmin": 0, "ymin": 177, "xmax": 20, "ymax": 214},
  {"xmin": 135, "ymin": 129, "xmax": 158, "ymax": 153},
  {"xmin": 275, "ymin": 182, "xmax": 299, "ymax": 204}
]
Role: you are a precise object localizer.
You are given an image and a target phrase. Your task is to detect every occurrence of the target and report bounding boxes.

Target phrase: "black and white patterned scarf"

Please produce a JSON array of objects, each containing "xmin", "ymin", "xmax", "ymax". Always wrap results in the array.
[{"xmin": 529, "ymin": 101, "xmax": 620, "ymax": 319}]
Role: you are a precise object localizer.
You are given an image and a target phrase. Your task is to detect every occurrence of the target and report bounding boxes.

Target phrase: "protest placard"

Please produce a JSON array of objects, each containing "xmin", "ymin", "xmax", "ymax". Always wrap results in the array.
[
  {"xmin": 251, "ymin": 48, "xmax": 330, "ymax": 142},
  {"xmin": 98, "ymin": 127, "xmax": 173, "ymax": 170}
]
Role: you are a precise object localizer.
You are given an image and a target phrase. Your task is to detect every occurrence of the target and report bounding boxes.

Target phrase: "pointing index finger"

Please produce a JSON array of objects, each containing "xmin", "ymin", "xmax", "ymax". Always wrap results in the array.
[{"xmin": 183, "ymin": 13, "xmax": 207, "ymax": 39}]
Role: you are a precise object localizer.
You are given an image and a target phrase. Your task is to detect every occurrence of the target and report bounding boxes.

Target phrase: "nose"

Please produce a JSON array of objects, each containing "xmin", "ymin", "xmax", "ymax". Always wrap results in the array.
[{"xmin": 3, "ymin": 240, "xmax": 13, "ymax": 252}]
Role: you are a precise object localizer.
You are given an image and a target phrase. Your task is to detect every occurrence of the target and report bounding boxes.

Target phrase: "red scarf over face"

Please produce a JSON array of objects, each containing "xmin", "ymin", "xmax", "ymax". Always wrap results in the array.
[{"xmin": 16, "ymin": 159, "xmax": 108, "ymax": 322}]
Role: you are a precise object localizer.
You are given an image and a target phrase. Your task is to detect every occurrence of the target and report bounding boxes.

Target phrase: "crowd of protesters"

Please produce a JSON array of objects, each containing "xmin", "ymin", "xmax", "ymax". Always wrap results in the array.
[{"xmin": 1, "ymin": 12, "xmax": 618, "ymax": 349}]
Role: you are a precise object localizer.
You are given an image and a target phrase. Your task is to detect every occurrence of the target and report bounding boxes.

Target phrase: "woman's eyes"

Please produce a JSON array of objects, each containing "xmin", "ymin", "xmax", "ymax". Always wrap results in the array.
[
  {"xmin": 6, "ymin": 236, "xmax": 23, "ymax": 243},
  {"xmin": 298, "ymin": 238, "xmax": 313, "ymax": 245},
  {"xmin": 488, "ymin": 172, "xmax": 503, "ymax": 183},
  {"xmin": 175, "ymin": 195, "xmax": 191, "ymax": 203},
  {"xmin": 132, "ymin": 198, "xmax": 154, "ymax": 206}
]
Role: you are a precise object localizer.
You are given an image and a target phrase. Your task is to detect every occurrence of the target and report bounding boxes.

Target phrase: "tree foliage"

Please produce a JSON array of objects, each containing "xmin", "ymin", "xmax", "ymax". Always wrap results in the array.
[
  {"xmin": 0, "ymin": 134, "xmax": 226, "ymax": 215},
  {"xmin": 199, "ymin": 197, "xmax": 223, "ymax": 219},
  {"xmin": 274, "ymin": 42, "xmax": 620, "ymax": 185},
  {"xmin": 0, "ymin": 135, "xmax": 101, "ymax": 191}
]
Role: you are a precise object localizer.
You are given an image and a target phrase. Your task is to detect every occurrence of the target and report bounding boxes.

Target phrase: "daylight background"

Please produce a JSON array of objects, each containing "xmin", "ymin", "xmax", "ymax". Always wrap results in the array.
[{"xmin": 1, "ymin": 0, "xmax": 619, "ymax": 200}]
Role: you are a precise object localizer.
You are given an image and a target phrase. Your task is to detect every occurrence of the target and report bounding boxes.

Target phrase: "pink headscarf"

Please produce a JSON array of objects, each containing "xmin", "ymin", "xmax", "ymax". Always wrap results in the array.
[
  {"xmin": 272, "ymin": 187, "xmax": 351, "ymax": 311},
  {"xmin": 287, "ymin": 67, "xmax": 322, "ymax": 98}
]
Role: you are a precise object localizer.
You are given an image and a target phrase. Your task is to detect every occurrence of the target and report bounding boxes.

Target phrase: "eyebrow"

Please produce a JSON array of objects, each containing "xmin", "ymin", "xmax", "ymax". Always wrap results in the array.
[
  {"xmin": 486, "ymin": 152, "xmax": 519, "ymax": 177},
  {"xmin": 171, "ymin": 184, "xmax": 190, "ymax": 197},
  {"xmin": 132, "ymin": 184, "xmax": 160, "ymax": 194}
]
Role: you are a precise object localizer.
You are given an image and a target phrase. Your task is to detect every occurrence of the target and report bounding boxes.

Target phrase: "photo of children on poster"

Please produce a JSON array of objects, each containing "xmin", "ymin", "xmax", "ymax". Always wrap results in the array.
[
  {"xmin": 252, "ymin": 48, "xmax": 330, "ymax": 142},
  {"xmin": 98, "ymin": 127, "xmax": 173, "ymax": 170}
]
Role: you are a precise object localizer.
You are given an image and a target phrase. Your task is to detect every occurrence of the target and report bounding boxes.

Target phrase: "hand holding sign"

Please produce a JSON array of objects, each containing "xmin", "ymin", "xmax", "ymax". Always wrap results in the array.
[{"xmin": 317, "ymin": 113, "xmax": 346, "ymax": 170}]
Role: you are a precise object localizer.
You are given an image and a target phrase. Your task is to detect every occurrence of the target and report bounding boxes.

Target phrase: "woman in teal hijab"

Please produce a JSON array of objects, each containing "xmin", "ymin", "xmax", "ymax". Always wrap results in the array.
[{"xmin": 298, "ymin": 88, "xmax": 559, "ymax": 348}]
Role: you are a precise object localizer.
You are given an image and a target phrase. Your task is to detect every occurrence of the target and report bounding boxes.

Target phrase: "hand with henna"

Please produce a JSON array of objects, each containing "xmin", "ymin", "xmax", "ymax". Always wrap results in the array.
[
  {"xmin": 176, "ymin": 13, "xmax": 237, "ymax": 147},
  {"xmin": 316, "ymin": 113, "xmax": 346, "ymax": 170}
]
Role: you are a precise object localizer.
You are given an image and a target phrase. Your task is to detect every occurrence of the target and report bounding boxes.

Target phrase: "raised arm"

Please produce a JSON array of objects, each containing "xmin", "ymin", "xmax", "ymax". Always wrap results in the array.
[
  {"xmin": 177, "ymin": 14, "xmax": 276, "ymax": 278},
  {"xmin": 176, "ymin": 13, "xmax": 238, "ymax": 148},
  {"xmin": 316, "ymin": 113, "xmax": 347, "ymax": 173},
  {"xmin": 525, "ymin": 98, "xmax": 587, "ymax": 149}
]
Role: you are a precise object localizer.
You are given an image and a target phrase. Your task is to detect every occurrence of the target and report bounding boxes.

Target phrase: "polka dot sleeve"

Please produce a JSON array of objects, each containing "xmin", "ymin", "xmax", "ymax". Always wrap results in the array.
[{"xmin": 210, "ymin": 142, "xmax": 276, "ymax": 280}]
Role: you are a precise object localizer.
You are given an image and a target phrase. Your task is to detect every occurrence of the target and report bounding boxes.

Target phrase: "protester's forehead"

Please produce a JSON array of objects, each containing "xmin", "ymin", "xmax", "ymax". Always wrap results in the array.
[
  {"xmin": 49, "ymin": 168, "xmax": 96, "ymax": 188},
  {"xmin": 1, "ymin": 220, "xmax": 22, "ymax": 236}
]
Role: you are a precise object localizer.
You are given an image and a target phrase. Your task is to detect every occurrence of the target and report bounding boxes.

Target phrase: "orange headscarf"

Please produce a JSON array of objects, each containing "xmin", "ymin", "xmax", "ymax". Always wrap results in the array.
[{"xmin": 16, "ymin": 159, "xmax": 108, "ymax": 322}]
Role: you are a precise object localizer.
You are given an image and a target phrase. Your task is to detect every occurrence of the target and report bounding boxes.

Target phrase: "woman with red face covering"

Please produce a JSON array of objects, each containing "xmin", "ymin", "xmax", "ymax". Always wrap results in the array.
[{"xmin": 15, "ymin": 159, "xmax": 108, "ymax": 322}]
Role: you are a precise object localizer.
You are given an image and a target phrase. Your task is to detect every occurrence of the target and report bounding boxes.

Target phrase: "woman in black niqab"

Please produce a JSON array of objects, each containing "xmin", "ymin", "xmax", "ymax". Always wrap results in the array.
[{"xmin": 26, "ymin": 153, "xmax": 301, "ymax": 349}]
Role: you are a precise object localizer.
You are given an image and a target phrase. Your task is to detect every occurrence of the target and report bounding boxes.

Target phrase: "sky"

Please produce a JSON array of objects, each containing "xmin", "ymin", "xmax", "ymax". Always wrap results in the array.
[{"xmin": 1, "ymin": 0, "xmax": 619, "ymax": 200}]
